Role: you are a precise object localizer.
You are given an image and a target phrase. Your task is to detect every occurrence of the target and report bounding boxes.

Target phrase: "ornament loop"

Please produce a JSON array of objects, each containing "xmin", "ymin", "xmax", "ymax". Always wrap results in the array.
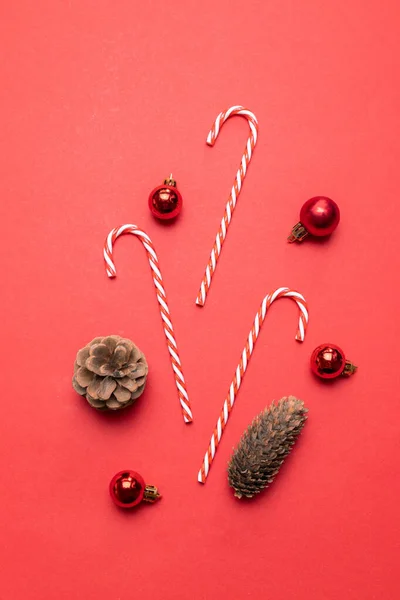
[{"xmin": 143, "ymin": 485, "xmax": 162, "ymax": 503}]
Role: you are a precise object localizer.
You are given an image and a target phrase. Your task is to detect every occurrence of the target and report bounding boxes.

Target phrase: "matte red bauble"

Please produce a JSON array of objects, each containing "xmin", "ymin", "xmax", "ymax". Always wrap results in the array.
[
  {"xmin": 148, "ymin": 175, "xmax": 183, "ymax": 220},
  {"xmin": 109, "ymin": 470, "xmax": 161, "ymax": 509},
  {"xmin": 310, "ymin": 343, "xmax": 357, "ymax": 380},
  {"xmin": 288, "ymin": 196, "xmax": 340, "ymax": 242}
]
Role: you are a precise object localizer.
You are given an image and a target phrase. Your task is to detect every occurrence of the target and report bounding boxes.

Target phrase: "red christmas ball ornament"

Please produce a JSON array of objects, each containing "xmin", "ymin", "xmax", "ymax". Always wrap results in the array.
[
  {"xmin": 109, "ymin": 470, "xmax": 161, "ymax": 509},
  {"xmin": 148, "ymin": 175, "xmax": 183, "ymax": 220},
  {"xmin": 310, "ymin": 343, "xmax": 357, "ymax": 380},
  {"xmin": 288, "ymin": 196, "xmax": 340, "ymax": 243}
]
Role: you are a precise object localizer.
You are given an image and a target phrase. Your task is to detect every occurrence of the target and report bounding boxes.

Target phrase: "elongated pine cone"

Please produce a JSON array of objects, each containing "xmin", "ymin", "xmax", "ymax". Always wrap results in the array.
[
  {"xmin": 72, "ymin": 335, "xmax": 148, "ymax": 411},
  {"xmin": 228, "ymin": 396, "xmax": 307, "ymax": 499}
]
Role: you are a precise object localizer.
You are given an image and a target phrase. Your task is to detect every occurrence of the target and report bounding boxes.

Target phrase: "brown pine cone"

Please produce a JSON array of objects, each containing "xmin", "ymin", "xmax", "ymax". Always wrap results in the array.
[
  {"xmin": 72, "ymin": 335, "xmax": 148, "ymax": 411},
  {"xmin": 228, "ymin": 396, "xmax": 307, "ymax": 499}
]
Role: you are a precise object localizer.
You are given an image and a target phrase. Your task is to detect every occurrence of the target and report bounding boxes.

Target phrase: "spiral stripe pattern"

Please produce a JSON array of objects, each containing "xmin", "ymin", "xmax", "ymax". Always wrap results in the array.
[
  {"xmin": 196, "ymin": 106, "xmax": 259, "ymax": 307},
  {"xmin": 104, "ymin": 224, "xmax": 192, "ymax": 423}
]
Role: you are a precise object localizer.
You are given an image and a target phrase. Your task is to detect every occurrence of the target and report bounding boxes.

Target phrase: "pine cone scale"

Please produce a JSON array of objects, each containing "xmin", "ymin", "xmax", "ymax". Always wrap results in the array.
[
  {"xmin": 87, "ymin": 395, "xmax": 105, "ymax": 409},
  {"xmin": 113, "ymin": 346, "xmax": 129, "ymax": 365},
  {"xmin": 131, "ymin": 364, "xmax": 147, "ymax": 377},
  {"xmin": 87, "ymin": 375, "xmax": 102, "ymax": 399},
  {"xmin": 85, "ymin": 356, "xmax": 109, "ymax": 376},
  {"xmin": 118, "ymin": 376, "xmax": 138, "ymax": 392},
  {"xmin": 97, "ymin": 376, "xmax": 117, "ymax": 400},
  {"xmin": 76, "ymin": 347, "xmax": 90, "ymax": 367},
  {"xmin": 106, "ymin": 398, "xmax": 121, "ymax": 409},
  {"xmin": 131, "ymin": 387, "xmax": 145, "ymax": 400},
  {"xmin": 91, "ymin": 344, "xmax": 110, "ymax": 359},
  {"xmin": 75, "ymin": 367, "xmax": 93, "ymax": 387},
  {"xmin": 72, "ymin": 379, "xmax": 86, "ymax": 396},
  {"xmin": 114, "ymin": 385, "xmax": 131, "ymax": 402}
]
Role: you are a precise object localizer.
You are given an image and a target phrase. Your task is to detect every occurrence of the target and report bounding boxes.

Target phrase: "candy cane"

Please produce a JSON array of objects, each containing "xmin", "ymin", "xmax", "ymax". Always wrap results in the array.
[
  {"xmin": 197, "ymin": 287, "xmax": 308, "ymax": 482},
  {"xmin": 196, "ymin": 105, "xmax": 259, "ymax": 307},
  {"xmin": 104, "ymin": 224, "xmax": 192, "ymax": 424}
]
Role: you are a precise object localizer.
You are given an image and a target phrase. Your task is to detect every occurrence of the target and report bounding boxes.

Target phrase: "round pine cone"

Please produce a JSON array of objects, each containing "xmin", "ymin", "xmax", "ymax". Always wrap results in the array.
[
  {"xmin": 72, "ymin": 335, "xmax": 148, "ymax": 411},
  {"xmin": 228, "ymin": 396, "xmax": 308, "ymax": 499}
]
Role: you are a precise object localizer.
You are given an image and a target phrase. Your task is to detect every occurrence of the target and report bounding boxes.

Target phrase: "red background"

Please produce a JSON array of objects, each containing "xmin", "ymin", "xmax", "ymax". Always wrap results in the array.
[{"xmin": 1, "ymin": 2, "xmax": 400, "ymax": 598}]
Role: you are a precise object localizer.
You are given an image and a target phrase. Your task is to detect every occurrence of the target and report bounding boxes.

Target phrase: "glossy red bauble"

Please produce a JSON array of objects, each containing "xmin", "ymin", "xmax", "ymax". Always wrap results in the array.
[
  {"xmin": 301, "ymin": 196, "xmax": 340, "ymax": 237},
  {"xmin": 110, "ymin": 470, "xmax": 146, "ymax": 508},
  {"xmin": 109, "ymin": 470, "xmax": 161, "ymax": 509},
  {"xmin": 288, "ymin": 196, "xmax": 340, "ymax": 242},
  {"xmin": 148, "ymin": 175, "xmax": 183, "ymax": 220},
  {"xmin": 310, "ymin": 343, "xmax": 357, "ymax": 380}
]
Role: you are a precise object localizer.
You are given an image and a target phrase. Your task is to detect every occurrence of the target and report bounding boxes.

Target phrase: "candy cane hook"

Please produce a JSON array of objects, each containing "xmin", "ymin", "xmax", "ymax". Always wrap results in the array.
[
  {"xmin": 197, "ymin": 287, "xmax": 308, "ymax": 482},
  {"xmin": 196, "ymin": 105, "xmax": 259, "ymax": 307},
  {"xmin": 104, "ymin": 224, "xmax": 192, "ymax": 424}
]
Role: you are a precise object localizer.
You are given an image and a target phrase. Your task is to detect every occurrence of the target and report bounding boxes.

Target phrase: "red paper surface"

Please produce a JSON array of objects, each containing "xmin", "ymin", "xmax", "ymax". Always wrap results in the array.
[{"xmin": 1, "ymin": 2, "xmax": 400, "ymax": 598}]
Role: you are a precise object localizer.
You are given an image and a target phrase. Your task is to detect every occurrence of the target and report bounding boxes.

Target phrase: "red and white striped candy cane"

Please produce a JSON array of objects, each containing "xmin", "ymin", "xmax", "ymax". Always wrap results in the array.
[
  {"xmin": 196, "ymin": 105, "xmax": 259, "ymax": 307},
  {"xmin": 197, "ymin": 287, "xmax": 308, "ymax": 482},
  {"xmin": 104, "ymin": 224, "xmax": 192, "ymax": 424}
]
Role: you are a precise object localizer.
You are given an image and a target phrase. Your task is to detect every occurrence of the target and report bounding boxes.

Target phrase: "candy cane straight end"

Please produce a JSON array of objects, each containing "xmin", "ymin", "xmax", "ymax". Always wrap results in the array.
[
  {"xmin": 206, "ymin": 136, "xmax": 215, "ymax": 147},
  {"xmin": 195, "ymin": 283, "xmax": 206, "ymax": 307},
  {"xmin": 195, "ymin": 297, "xmax": 205, "ymax": 307},
  {"xmin": 198, "ymin": 470, "xmax": 206, "ymax": 484}
]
